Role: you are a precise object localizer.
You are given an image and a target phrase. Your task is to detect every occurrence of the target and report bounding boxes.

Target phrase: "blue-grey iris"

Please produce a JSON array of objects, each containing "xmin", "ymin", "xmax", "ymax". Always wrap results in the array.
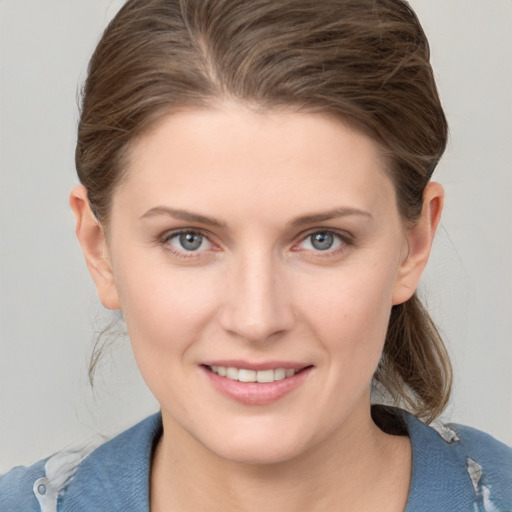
[
  {"xmin": 180, "ymin": 232, "xmax": 203, "ymax": 251},
  {"xmin": 311, "ymin": 232, "xmax": 334, "ymax": 250}
]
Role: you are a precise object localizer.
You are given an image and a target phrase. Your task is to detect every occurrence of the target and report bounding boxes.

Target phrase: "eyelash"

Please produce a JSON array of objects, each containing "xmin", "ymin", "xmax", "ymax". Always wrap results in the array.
[
  {"xmin": 158, "ymin": 228, "xmax": 353, "ymax": 259},
  {"xmin": 293, "ymin": 230, "xmax": 351, "ymax": 256},
  {"xmin": 159, "ymin": 229, "xmax": 215, "ymax": 259}
]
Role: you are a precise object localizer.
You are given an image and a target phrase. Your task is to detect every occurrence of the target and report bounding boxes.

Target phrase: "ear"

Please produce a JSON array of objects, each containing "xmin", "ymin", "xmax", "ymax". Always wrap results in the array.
[
  {"xmin": 69, "ymin": 185, "xmax": 121, "ymax": 310},
  {"xmin": 392, "ymin": 182, "xmax": 444, "ymax": 305}
]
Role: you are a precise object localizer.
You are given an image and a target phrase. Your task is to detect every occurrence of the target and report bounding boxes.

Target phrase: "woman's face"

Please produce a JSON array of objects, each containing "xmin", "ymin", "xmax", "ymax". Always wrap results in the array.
[{"xmin": 99, "ymin": 105, "xmax": 419, "ymax": 464}]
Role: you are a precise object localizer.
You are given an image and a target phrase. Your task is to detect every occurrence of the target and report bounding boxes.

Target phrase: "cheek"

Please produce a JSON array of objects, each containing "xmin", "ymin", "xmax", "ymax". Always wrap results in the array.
[
  {"xmin": 112, "ymin": 256, "xmax": 221, "ymax": 361},
  {"xmin": 300, "ymin": 260, "xmax": 396, "ymax": 363},
  {"xmin": 113, "ymin": 263, "xmax": 225, "ymax": 412}
]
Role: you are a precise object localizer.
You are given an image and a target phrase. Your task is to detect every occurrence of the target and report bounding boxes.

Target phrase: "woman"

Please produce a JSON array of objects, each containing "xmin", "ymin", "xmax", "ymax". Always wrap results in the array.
[{"xmin": 1, "ymin": 0, "xmax": 511, "ymax": 511}]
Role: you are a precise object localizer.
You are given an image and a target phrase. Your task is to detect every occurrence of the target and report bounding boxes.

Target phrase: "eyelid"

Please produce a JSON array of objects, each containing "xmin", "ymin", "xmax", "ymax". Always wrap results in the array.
[
  {"xmin": 292, "ymin": 228, "xmax": 354, "ymax": 254},
  {"xmin": 157, "ymin": 227, "xmax": 353, "ymax": 258},
  {"xmin": 160, "ymin": 227, "xmax": 213, "ymax": 243},
  {"xmin": 159, "ymin": 228, "xmax": 218, "ymax": 257}
]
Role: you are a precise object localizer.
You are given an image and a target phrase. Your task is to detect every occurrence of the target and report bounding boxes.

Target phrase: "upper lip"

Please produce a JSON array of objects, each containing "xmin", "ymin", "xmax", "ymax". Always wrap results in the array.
[{"xmin": 201, "ymin": 360, "xmax": 311, "ymax": 371}]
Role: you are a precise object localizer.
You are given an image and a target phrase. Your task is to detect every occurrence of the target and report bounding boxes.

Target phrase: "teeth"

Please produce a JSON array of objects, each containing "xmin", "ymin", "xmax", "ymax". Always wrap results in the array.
[
  {"xmin": 256, "ymin": 369, "xmax": 274, "ymax": 383},
  {"xmin": 209, "ymin": 366, "xmax": 297, "ymax": 383},
  {"xmin": 274, "ymin": 368, "xmax": 286, "ymax": 381},
  {"xmin": 226, "ymin": 367, "xmax": 239, "ymax": 379},
  {"xmin": 238, "ymin": 369, "xmax": 256, "ymax": 382}
]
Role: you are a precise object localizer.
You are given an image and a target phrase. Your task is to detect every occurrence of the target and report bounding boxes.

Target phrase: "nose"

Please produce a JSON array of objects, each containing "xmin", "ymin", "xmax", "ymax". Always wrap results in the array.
[{"xmin": 219, "ymin": 250, "xmax": 295, "ymax": 343}]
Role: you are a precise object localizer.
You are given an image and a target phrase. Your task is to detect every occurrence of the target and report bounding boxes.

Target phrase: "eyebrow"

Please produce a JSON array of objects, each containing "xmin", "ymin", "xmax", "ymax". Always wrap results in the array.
[
  {"xmin": 140, "ymin": 206, "xmax": 372, "ymax": 228},
  {"xmin": 140, "ymin": 207, "xmax": 226, "ymax": 228},
  {"xmin": 290, "ymin": 207, "xmax": 373, "ymax": 227}
]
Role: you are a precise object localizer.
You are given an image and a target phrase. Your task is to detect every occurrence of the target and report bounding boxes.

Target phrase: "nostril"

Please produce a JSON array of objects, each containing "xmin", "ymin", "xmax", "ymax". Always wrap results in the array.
[{"xmin": 218, "ymin": 269, "xmax": 295, "ymax": 342}]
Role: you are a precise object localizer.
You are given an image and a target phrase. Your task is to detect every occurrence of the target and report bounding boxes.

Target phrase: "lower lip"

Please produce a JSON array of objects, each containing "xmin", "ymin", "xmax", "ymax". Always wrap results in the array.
[{"xmin": 202, "ymin": 366, "xmax": 313, "ymax": 405}]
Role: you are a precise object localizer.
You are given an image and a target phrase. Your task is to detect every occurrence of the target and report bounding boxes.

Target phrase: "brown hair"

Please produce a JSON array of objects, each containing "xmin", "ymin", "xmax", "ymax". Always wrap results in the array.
[{"xmin": 77, "ymin": 0, "xmax": 451, "ymax": 422}]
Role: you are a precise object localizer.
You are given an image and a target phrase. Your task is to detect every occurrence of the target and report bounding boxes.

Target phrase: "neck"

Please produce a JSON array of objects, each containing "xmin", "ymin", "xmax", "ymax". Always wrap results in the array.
[{"xmin": 150, "ymin": 403, "xmax": 411, "ymax": 512}]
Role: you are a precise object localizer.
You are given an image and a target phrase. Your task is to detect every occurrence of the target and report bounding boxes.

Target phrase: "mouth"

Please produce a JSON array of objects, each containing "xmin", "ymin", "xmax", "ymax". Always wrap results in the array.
[
  {"xmin": 205, "ymin": 365, "xmax": 301, "ymax": 383},
  {"xmin": 201, "ymin": 363, "xmax": 313, "ymax": 405}
]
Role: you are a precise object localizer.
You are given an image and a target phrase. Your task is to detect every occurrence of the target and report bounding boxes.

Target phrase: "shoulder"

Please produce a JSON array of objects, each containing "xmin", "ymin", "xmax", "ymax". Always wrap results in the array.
[
  {"xmin": 403, "ymin": 410, "xmax": 512, "ymax": 511},
  {"xmin": 0, "ymin": 413, "xmax": 162, "ymax": 512},
  {"xmin": 0, "ymin": 458, "xmax": 47, "ymax": 512},
  {"xmin": 0, "ymin": 446, "xmax": 94, "ymax": 512}
]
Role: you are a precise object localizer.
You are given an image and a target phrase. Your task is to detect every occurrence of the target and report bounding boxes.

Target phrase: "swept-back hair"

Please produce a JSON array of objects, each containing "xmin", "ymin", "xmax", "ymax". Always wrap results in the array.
[{"xmin": 77, "ymin": 0, "xmax": 451, "ymax": 422}]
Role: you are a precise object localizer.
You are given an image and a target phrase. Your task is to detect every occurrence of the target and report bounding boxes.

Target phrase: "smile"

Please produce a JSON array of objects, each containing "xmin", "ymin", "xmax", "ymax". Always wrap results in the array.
[
  {"xmin": 208, "ymin": 366, "xmax": 297, "ymax": 383},
  {"xmin": 202, "ymin": 363, "xmax": 313, "ymax": 405}
]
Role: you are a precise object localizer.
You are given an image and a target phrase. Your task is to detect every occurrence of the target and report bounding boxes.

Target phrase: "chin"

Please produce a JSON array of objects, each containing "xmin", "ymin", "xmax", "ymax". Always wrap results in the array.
[
  {"xmin": 215, "ymin": 439, "xmax": 307, "ymax": 466},
  {"xmin": 199, "ymin": 422, "xmax": 314, "ymax": 466}
]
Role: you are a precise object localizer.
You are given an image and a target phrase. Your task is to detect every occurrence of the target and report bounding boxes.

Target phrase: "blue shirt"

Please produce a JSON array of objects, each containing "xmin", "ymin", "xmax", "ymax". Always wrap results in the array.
[{"xmin": 1, "ymin": 407, "xmax": 511, "ymax": 511}]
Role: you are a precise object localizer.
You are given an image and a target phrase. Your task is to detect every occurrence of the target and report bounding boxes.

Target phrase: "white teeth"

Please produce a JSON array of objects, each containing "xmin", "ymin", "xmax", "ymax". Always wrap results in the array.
[
  {"xmin": 209, "ymin": 365, "xmax": 297, "ymax": 382},
  {"xmin": 256, "ymin": 369, "xmax": 274, "ymax": 383},
  {"xmin": 238, "ymin": 369, "xmax": 257, "ymax": 382},
  {"xmin": 226, "ymin": 367, "xmax": 239, "ymax": 379},
  {"xmin": 274, "ymin": 368, "xmax": 286, "ymax": 381}
]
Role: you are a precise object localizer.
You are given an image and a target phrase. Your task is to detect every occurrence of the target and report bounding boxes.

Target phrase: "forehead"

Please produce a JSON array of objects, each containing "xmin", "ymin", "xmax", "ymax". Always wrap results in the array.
[{"xmin": 115, "ymin": 104, "xmax": 396, "ymax": 221}]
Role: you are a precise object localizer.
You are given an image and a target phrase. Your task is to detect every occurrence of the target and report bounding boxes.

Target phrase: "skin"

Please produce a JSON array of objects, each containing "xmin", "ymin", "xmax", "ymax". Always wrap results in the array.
[{"xmin": 71, "ymin": 103, "xmax": 443, "ymax": 511}]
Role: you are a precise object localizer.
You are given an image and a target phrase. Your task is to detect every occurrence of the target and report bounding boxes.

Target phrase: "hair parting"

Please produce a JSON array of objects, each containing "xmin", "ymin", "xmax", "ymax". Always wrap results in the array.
[{"xmin": 77, "ymin": 0, "xmax": 451, "ymax": 421}]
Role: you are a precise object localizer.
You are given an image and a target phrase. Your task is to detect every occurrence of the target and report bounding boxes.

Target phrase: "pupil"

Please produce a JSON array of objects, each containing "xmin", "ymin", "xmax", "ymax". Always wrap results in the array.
[
  {"xmin": 180, "ymin": 232, "xmax": 202, "ymax": 250},
  {"xmin": 311, "ymin": 232, "xmax": 333, "ymax": 250}
]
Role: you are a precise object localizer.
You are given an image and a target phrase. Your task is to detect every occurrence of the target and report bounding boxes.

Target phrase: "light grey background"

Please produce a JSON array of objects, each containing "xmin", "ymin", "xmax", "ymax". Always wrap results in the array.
[{"xmin": 1, "ymin": 0, "xmax": 511, "ymax": 472}]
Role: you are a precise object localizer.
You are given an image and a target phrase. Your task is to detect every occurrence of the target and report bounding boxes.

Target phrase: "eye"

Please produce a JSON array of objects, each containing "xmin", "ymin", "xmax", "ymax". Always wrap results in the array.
[
  {"xmin": 166, "ymin": 230, "xmax": 212, "ymax": 252},
  {"xmin": 299, "ymin": 231, "xmax": 344, "ymax": 252}
]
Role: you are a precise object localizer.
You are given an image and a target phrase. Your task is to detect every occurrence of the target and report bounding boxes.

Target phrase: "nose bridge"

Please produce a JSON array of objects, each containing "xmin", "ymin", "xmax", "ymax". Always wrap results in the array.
[{"xmin": 220, "ymin": 246, "xmax": 294, "ymax": 342}]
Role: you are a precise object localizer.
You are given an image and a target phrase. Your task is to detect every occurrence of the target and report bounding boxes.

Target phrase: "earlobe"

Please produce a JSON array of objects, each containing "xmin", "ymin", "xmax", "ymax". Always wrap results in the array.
[
  {"xmin": 392, "ymin": 182, "xmax": 444, "ymax": 305},
  {"xmin": 69, "ymin": 185, "xmax": 121, "ymax": 310}
]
